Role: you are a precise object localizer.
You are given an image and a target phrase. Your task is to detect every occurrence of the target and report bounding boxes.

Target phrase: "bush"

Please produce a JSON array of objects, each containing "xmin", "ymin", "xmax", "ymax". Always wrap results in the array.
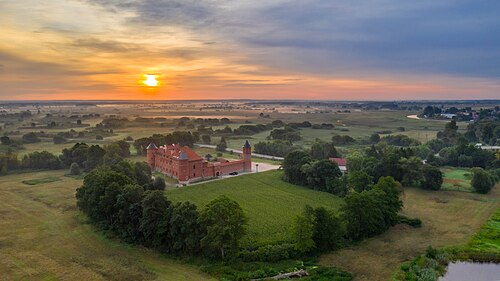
[
  {"xmin": 239, "ymin": 244, "xmax": 298, "ymax": 262},
  {"xmin": 420, "ymin": 165, "xmax": 443, "ymax": 190},
  {"xmin": 397, "ymin": 215, "xmax": 422, "ymax": 228},
  {"xmin": 69, "ymin": 162, "xmax": 81, "ymax": 175},
  {"xmin": 471, "ymin": 168, "xmax": 495, "ymax": 194}
]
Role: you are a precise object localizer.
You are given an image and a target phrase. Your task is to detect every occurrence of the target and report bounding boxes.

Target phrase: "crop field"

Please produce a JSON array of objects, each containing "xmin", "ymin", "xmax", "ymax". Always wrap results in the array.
[
  {"xmin": 0, "ymin": 170, "xmax": 215, "ymax": 281},
  {"xmin": 441, "ymin": 167, "xmax": 473, "ymax": 192},
  {"xmin": 166, "ymin": 170, "xmax": 343, "ymax": 246},
  {"xmin": 319, "ymin": 184, "xmax": 500, "ymax": 281}
]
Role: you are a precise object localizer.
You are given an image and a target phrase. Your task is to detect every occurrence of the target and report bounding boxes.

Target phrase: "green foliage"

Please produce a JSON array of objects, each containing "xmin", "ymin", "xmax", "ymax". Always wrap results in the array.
[
  {"xmin": 22, "ymin": 132, "xmax": 41, "ymax": 143},
  {"xmin": 310, "ymin": 139, "xmax": 340, "ymax": 160},
  {"xmin": 421, "ymin": 165, "xmax": 443, "ymax": 190},
  {"xmin": 331, "ymin": 135, "xmax": 356, "ymax": 145},
  {"xmin": 105, "ymin": 140, "xmax": 131, "ymax": 158},
  {"xmin": 151, "ymin": 176, "xmax": 166, "ymax": 190},
  {"xmin": 347, "ymin": 170, "xmax": 373, "ymax": 192},
  {"xmin": 169, "ymin": 202, "xmax": 202, "ymax": 255},
  {"xmin": 21, "ymin": 151, "xmax": 61, "ymax": 170},
  {"xmin": 216, "ymin": 137, "xmax": 227, "ymax": 152},
  {"xmin": 198, "ymin": 195, "xmax": 247, "ymax": 260},
  {"xmin": 69, "ymin": 162, "xmax": 81, "ymax": 175},
  {"xmin": 398, "ymin": 156, "xmax": 424, "ymax": 187},
  {"xmin": 397, "ymin": 247, "xmax": 449, "ymax": 281},
  {"xmin": 134, "ymin": 131, "xmax": 199, "ymax": 155},
  {"xmin": 283, "ymin": 150, "xmax": 313, "ymax": 186},
  {"xmin": 471, "ymin": 167, "xmax": 495, "ymax": 194},
  {"xmin": 312, "ymin": 207, "xmax": 345, "ymax": 252},
  {"xmin": 140, "ymin": 190, "xmax": 171, "ymax": 248},
  {"xmin": 254, "ymin": 140, "xmax": 296, "ymax": 157},
  {"xmin": 343, "ymin": 176, "xmax": 402, "ymax": 241},
  {"xmin": 292, "ymin": 210, "xmax": 315, "ymax": 253},
  {"xmin": 302, "ymin": 159, "xmax": 342, "ymax": 190}
]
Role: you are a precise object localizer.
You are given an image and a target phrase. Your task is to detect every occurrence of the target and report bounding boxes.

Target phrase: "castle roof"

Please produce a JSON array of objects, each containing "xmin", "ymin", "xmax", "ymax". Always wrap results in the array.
[
  {"xmin": 146, "ymin": 143, "xmax": 158, "ymax": 150},
  {"xmin": 155, "ymin": 144, "xmax": 203, "ymax": 161},
  {"xmin": 178, "ymin": 151, "xmax": 189, "ymax": 160},
  {"xmin": 243, "ymin": 140, "xmax": 251, "ymax": 148},
  {"xmin": 329, "ymin": 157, "xmax": 347, "ymax": 166}
]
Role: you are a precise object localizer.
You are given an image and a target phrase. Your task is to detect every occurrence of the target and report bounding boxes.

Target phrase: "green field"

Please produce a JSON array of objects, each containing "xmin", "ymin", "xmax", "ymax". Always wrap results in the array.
[
  {"xmin": 441, "ymin": 167, "xmax": 473, "ymax": 192},
  {"xmin": 319, "ymin": 184, "xmax": 500, "ymax": 281},
  {"xmin": 166, "ymin": 170, "xmax": 343, "ymax": 246},
  {"xmin": 0, "ymin": 170, "xmax": 214, "ymax": 281},
  {"xmin": 466, "ymin": 208, "xmax": 500, "ymax": 254}
]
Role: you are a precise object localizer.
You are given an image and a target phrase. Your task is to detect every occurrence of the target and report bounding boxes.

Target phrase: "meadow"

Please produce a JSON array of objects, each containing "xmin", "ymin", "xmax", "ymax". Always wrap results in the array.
[
  {"xmin": 319, "ymin": 184, "xmax": 500, "ymax": 281},
  {"xmin": 166, "ymin": 170, "xmax": 343, "ymax": 246},
  {"xmin": 441, "ymin": 167, "xmax": 473, "ymax": 192},
  {"xmin": 0, "ymin": 170, "xmax": 214, "ymax": 281}
]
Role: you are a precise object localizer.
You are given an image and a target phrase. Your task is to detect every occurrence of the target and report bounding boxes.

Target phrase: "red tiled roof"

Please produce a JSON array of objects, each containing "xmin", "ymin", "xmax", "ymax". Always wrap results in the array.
[
  {"xmin": 182, "ymin": 146, "xmax": 203, "ymax": 161},
  {"xmin": 329, "ymin": 157, "xmax": 347, "ymax": 166}
]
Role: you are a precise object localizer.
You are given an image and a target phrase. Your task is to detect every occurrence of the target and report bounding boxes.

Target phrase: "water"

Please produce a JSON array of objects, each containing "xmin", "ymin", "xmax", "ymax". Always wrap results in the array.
[{"xmin": 439, "ymin": 261, "xmax": 500, "ymax": 281}]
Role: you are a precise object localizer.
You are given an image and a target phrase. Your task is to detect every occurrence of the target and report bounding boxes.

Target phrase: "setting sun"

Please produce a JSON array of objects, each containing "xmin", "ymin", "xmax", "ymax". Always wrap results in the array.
[{"xmin": 142, "ymin": 74, "xmax": 159, "ymax": 87}]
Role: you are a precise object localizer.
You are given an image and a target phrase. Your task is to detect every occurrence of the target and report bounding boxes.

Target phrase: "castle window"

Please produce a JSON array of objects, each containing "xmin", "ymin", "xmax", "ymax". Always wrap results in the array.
[
  {"xmin": 193, "ymin": 164, "xmax": 196, "ymax": 169},
  {"xmin": 193, "ymin": 173, "xmax": 196, "ymax": 177}
]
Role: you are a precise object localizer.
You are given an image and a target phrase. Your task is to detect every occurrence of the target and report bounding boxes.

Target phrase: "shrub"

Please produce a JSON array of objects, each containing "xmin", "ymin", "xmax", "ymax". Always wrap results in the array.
[
  {"xmin": 69, "ymin": 162, "xmax": 81, "ymax": 175},
  {"xmin": 471, "ymin": 168, "xmax": 494, "ymax": 194}
]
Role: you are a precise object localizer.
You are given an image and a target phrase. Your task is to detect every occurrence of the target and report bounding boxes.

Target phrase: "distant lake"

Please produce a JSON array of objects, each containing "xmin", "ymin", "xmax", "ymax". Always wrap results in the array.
[
  {"xmin": 407, "ymin": 114, "xmax": 420, "ymax": 120},
  {"xmin": 439, "ymin": 261, "xmax": 500, "ymax": 281}
]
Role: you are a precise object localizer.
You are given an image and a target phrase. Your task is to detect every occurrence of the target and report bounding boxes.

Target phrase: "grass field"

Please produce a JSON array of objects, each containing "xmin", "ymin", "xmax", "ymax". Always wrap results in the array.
[
  {"xmin": 166, "ymin": 170, "xmax": 343, "ymax": 246},
  {"xmin": 319, "ymin": 184, "xmax": 500, "ymax": 281},
  {"xmin": 441, "ymin": 167, "xmax": 473, "ymax": 192},
  {"xmin": 466, "ymin": 207, "xmax": 500, "ymax": 254},
  {"xmin": 0, "ymin": 170, "xmax": 215, "ymax": 281}
]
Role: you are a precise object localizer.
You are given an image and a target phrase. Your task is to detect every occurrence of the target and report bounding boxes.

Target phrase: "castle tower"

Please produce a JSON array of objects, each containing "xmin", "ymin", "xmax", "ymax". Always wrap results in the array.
[
  {"xmin": 242, "ymin": 140, "xmax": 252, "ymax": 172},
  {"xmin": 177, "ymin": 150, "xmax": 190, "ymax": 182},
  {"xmin": 146, "ymin": 143, "xmax": 158, "ymax": 168}
]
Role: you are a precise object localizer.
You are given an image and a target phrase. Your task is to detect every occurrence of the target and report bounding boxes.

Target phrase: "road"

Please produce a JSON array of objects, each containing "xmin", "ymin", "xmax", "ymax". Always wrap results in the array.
[{"xmin": 194, "ymin": 144, "xmax": 285, "ymax": 161}]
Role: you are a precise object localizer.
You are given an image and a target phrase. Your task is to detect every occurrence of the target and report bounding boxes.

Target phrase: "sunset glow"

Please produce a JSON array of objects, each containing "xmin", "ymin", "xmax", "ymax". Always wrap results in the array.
[
  {"xmin": 0, "ymin": 1, "xmax": 499, "ymax": 100},
  {"xmin": 143, "ymin": 74, "xmax": 159, "ymax": 87}
]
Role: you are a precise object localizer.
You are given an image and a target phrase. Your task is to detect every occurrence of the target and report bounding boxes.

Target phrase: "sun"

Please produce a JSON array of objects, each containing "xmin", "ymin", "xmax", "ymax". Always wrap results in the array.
[{"xmin": 142, "ymin": 74, "xmax": 159, "ymax": 87}]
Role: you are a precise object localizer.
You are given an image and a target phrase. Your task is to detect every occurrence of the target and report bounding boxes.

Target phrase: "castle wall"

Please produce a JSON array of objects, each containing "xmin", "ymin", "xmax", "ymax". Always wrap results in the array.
[{"xmin": 148, "ymin": 142, "xmax": 252, "ymax": 183}]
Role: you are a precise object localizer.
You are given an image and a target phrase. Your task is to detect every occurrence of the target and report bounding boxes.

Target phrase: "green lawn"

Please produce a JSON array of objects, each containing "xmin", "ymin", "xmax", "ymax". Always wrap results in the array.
[
  {"xmin": 466, "ymin": 208, "xmax": 500, "ymax": 254},
  {"xmin": 0, "ymin": 170, "xmax": 214, "ymax": 281},
  {"xmin": 166, "ymin": 170, "xmax": 343, "ymax": 246},
  {"xmin": 441, "ymin": 167, "xmax": 473, "ymax": 192}
]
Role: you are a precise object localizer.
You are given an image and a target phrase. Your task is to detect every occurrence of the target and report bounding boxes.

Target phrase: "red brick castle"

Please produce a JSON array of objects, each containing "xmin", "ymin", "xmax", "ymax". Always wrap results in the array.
[{"xmin": 147, "ymin": 140, "xmax": 252, "ymax": 183}]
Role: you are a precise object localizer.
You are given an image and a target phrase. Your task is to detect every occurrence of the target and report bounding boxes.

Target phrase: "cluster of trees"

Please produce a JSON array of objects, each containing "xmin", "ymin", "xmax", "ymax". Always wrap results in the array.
[
  {"xmin": 378, "ymin": 135, "xmax": 421, "ymax": 147},
  {"xmin": 471, "ymin": 167, "xmax": 498, "ymax": 194},
  {"xmin": 177, "ymin": 117, "xmax": 231, "ymax": 128},
  {"xmin": 283, "ymin": 144, "xmax": 443, "ymax": 198},
  {"xmin": 134, "ymin": 131, "xmax": 200, "ymax": 155},
  {"xmin": 282, "ymin": 148, "xmax": 342, "ymax": 192},
  {"xmin": 233, "ymin": 124, "xmax": 271, "ymax": 135},
  {"xmin": 331, "ymin": 135, "xmax": 356, "ymax": 145},
  {"xmin": 254, "ymin": 140, "xmax": 297, "ymax": 157},
  {"xmin": 292, "ymin": 176, "xmax": 403, "ymax": 254},
  {"xmin": 76, "ymin": 165, "xmax": 247, "ymax": 260},
  {"xmin": 0, "ymin": 140, "xmax": 133, "ymax": 175},
  {"xmin": 268, "ymin": 126, "xmax": 302, "ymax": 142}
]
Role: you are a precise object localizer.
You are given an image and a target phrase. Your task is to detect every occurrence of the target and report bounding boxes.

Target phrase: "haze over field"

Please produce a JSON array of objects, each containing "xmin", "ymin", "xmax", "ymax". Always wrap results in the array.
[{"xmin": 1, "ymin": 0, "xmax": 500, "ymax": 100}]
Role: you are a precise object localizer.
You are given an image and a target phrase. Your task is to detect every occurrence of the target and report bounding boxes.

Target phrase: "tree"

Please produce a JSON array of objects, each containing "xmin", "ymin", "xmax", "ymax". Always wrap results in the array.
[
  {"xmin": 198, "ymin": 195, "xmax": 247, "ymax": 260},
  {"xmin": 310, "ymin": 139, "xmax": 339, "ymax": 160},
  {"xmin": 292, "ymin": 209, "xmax": 315, "ymax": 253},
  {"xmin": 312, "ymin": 207, "xmax": 345, "ymax": 252},
  {"xmin": 421, "ymin": 165, "xmax": 443, "ymax": 190},
  {"xmin": 369, "ymin": 133, "xmax": 380, "ymax": 144},
  {"xmin": 302, "ymin": 159, "xmax": 342, "ymax": 190},
  {"xmin": 201, "ymin": 135, "xmax": 211, "ymax": 144},
  {"xmin": 140, "ymin": 190, "xmax": 171, "ymax": 248},
  {"xmin": 216, "ymin": 137, "xmax": 227, "ymax": 152},
  {"xmin": 114, "ymin": 184, "xmax": 144, "ymax": 243},
  {"xmin": 348, "ymin": 170, "xmax": 373, "ymax": 192},
  {"xmin": 282, "ymin": 150, "xmax": 313, "ymax": 186},
  {"xmin": 69, "ymin": 162, "xmax": 81, "ymax": 175},
  {"xmin": 1, "ymin": 136, "xmax": 11, "ymax": 145},
  {"xmin": 398, "ymin": 156, "xmax": 424, "ymax": 187},
  {"xmin": 471, "ymin": 168, "xmax": 494, "ymax": 194},
  {"xmin": 22, "ymin": 132, "xmax": 40, "ymax": 143},
  {"xmin": 151, "ymin": 176, "xmax": 166, "ymax": 191},
  {"xmin": 75, "ymin": 167, "xmax": 134, "ymax": 225},
  {"xmin": 169, "ymin": 202, "xmax": 202, "ymax": 254},
  {"xmin": 53, "ymin": 135, "xmax": 67, "ymax": 144}
]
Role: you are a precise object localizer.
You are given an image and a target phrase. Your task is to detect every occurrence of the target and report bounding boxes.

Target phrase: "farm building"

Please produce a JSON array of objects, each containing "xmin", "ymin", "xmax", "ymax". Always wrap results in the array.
[
  {"xmin": 147, "ymin": 140, "xmax": 252, "ymax": 183},
  {"xmin": 329, "ymin": 157, "xmax": 348, "ymax": 174}
]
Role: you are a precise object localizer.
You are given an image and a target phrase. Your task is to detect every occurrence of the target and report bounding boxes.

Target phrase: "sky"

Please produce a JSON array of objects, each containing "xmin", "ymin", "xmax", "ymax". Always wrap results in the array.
[{"xmin": 1, "ymin": 0, "xmax": 499, "ymax": 101}]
